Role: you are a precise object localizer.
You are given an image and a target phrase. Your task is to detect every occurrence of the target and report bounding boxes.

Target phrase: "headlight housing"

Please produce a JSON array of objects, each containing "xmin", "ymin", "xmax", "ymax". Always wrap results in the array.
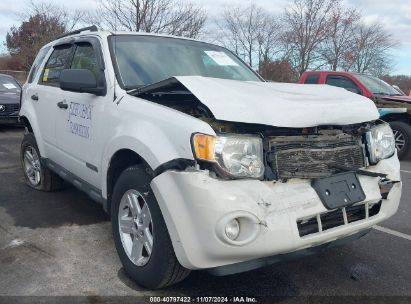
[
  {"xmin": 192, "ymin": 133, "xmax": 265, "ymax": 179},
  {"xmin": 366, "ymin": 123, "xmax": 395, "ymax": 164}
]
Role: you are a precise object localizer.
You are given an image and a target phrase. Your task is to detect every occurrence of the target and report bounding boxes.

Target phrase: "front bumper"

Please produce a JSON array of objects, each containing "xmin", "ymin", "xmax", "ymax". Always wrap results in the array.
[
  {"xmin": 0, "ymin": 116, "xmax": 19, "ymax": 125},
  {"xmin": 151, "ymin": 154, "xmax": 401, "ymax": 270}
]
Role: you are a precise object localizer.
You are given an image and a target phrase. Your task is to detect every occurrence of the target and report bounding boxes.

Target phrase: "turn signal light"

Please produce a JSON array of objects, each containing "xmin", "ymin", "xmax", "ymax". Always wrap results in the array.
[{"xmin": 192, "ymin": 133, "xmax": 216, "ymax": 161}]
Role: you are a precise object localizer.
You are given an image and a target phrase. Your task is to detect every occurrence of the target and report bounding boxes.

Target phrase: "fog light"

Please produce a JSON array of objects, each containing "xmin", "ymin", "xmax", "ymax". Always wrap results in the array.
[{"xmin": 225, "ymin": 219, "xmax": 240, "ymax": 240}]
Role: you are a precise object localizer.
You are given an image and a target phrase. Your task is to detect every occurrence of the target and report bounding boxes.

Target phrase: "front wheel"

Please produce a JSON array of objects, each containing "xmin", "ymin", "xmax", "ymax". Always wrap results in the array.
[
  {"xmin": 389, "ymin": 121, "xmax": 411, "ymax": 160},
  {"xmin": 111, "ymin": 165, "xmax": 190, "ymax": 289}
]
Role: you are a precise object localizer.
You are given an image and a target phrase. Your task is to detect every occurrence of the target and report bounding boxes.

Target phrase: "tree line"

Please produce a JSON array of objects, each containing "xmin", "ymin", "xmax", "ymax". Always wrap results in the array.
[{"xmin": 1, "ymin": 0, "xmax": 406, "ymax": 91}]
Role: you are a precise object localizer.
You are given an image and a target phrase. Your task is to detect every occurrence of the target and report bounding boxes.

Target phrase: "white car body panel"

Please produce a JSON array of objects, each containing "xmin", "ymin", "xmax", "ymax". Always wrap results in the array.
[
  {"xmin": 175, "ymin": 76, "xmax": 380, "ymax": 128},
  {"xmin": 19, "ymin": 31, "xmax": 402, "ymax": 276},
  {"xmin": 100, "ymin": 95, "xmax": 215, "ymax": 198}
]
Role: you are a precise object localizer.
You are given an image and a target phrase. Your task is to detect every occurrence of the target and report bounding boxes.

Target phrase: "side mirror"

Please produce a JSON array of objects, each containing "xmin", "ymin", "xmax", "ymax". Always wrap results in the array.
[{"xmin": 60, "ymin": 69, "xmax": 105, "ymax": 96}]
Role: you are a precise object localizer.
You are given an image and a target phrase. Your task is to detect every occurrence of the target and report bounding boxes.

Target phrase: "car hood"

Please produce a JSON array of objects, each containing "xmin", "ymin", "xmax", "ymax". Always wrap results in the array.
[
  {"xmin": 0, "ymin": 91, "xmax": 20, "ymax": 104},
  {"xmin": 173, "ymin": 77, "xmax": 379, "ymax": 128}
]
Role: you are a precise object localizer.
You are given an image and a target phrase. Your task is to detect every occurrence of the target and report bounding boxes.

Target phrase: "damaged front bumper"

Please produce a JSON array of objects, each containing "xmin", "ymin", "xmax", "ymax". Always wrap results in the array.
[{"xmin": 151, "ymin": 153, "xmax": 401, "ymax": 271}]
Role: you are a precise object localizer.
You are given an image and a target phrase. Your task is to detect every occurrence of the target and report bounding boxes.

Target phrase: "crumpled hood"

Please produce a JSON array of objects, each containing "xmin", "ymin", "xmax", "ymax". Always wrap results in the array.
[{"xmin": 174, "ymin": 76, "xmax": 379, "ymax": 128}]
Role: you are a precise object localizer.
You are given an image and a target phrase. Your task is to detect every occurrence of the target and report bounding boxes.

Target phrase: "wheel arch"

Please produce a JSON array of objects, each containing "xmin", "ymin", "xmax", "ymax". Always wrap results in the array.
[
  {"xmin": 20, "ymin": 116, "xmax": 33, "ymax": 133},
  {"xmin": 104, "ymin": 148, "xmax": 154, "ymax": 214},
  {"xmin": 380, "ymin": 113, "xmax": 411, "ymax": 124}
]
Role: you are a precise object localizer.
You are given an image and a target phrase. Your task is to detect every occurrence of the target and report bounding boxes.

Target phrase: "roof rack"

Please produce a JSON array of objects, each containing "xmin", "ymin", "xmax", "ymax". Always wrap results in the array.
[{"xmin": 57, "ymin": 25, "xmax": 98, "ymax": 39}]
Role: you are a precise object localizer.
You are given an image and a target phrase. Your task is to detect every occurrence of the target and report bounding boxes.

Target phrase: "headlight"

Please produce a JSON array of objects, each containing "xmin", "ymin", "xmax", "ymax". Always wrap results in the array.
[
  {"xmin": 366, "ymin": 123, "xmax": 395, "ymax": 164},
  {"xmin": 192, "ymin": 133, "xmax": 265, "ymax": 178}
]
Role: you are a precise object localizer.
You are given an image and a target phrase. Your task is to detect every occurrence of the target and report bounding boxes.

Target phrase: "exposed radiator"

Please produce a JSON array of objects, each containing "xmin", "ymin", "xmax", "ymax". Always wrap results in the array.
[{"xmin": 266, "ymin": 134, "xmax": 366, "ymax": 179}]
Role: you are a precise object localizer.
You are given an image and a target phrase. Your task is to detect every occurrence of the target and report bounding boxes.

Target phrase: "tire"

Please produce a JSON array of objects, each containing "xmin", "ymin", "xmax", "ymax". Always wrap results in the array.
[
  {"xmin": 389, "ymin": 121, "xmax": 411, "ymax": 160},
  {"xmin": 111, "ymin": 164, "xmax": 190, "ymax": 289},
  {"xmin": 20, "ymin": 133, "xmax": 63, "ymax": 191}
]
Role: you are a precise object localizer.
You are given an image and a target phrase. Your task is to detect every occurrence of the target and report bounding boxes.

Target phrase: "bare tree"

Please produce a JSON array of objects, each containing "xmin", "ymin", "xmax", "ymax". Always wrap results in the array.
[
  {"xmin": 320, "ymin": 4, "xmax": 360, "ymax": 71},
  {"xmin": 216, "ymin": 4, "xmax": 281, "ymax": 69},
  {"xmin": 281, "ymin": 0, "xmax": 335, "ymax": 76},
  {"xmin": 343, "ymin": 22, "xmax": 395, "ymax": 76},
  {"xmin": 20, "ymin": 1, "xmax": 85, "ymax": 32},
  {"xmin": 93, "ymin": 0, "xmax": 206, "ymax": 38}
]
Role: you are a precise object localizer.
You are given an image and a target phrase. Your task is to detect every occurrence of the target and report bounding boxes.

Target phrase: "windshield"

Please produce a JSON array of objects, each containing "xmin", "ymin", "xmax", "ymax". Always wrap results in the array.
[
  {"xmin": 109, "ymin": 35, "xmax": 261, "ymax": 90},
  {"xmin": 0, "ymin": 75, "xmax": 21, "ymax": 93},
  {"xmin": 355, "ymin": 74, "xmax": 400, "ymax": 96}
]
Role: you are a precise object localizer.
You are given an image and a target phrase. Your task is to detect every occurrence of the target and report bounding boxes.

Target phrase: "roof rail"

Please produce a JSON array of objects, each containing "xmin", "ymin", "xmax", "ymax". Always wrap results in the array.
[{"xmin": 57, "ymin": 25, "xmax": 98, "ymax": 39}]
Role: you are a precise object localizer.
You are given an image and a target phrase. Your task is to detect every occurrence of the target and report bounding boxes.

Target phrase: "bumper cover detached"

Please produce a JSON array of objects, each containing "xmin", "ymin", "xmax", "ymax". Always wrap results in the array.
[{"xmin": 151, "ymin": 154, "xmax": 401, "ymax": 271}]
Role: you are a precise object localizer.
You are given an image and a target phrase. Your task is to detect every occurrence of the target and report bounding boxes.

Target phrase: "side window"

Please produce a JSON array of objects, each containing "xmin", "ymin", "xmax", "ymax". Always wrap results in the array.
[
  {"xmin": 28, "ymin": 46, "xmax": 51, "ymax": 83},
  {"xmin": 71, "ymin": 43, "xmax": 101, "ymax": 83},
  {"xmin": 326, "ymin": 75, "xmax": 361, "ymax": 94},
  {"xmin": 40, "ymin": 45, "xmax": 74, "ymax": 86},
  {"xmin": 304, "ymin": 74, "xmax": 320, "ymax": 84}
]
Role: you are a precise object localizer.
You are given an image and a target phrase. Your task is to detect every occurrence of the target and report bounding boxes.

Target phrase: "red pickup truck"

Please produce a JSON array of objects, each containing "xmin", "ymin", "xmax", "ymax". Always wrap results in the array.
[{"xmin": 299, "ymin": 71, "xmax": 411, "ymax": 160}]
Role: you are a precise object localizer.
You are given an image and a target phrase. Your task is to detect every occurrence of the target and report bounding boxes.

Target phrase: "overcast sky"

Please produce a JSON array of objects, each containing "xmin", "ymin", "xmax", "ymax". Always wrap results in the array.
[{"xmin": 0, "ymin": 0, "xmax": 410, "ymax": 75}]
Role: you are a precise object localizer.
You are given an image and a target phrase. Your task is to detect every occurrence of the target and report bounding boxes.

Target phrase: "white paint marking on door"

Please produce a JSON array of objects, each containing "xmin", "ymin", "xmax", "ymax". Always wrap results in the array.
[
  {"xmin": 374, "ymin": 226, "xmax": 411, "ymax": 241},
  {"xmin": 400, "ymin": 170, "xmax": 411, "ymax": 174}
]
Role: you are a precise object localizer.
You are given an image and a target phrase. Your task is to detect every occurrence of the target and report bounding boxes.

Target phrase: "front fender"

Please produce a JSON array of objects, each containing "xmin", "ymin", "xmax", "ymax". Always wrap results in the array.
[{"xmin": 100, "ymin": 97, "xmax": 216, "ymax": 199}]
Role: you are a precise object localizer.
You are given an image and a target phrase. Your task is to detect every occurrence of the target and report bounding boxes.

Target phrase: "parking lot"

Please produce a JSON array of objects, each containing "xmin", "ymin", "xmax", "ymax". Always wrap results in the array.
[{"xmin": 0, "ymin": 126, "xmax": 410, "ymax": 298}]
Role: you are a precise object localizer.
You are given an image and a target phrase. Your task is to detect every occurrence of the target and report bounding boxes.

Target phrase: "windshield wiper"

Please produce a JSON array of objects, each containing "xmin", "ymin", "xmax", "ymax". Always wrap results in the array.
[
  {"xmin": 373, "ymin": 92, "xmax": 391, "ymax": 96},
  {"xmin": 125, "ymin": 84, "xmax": 146, "ymax": 92}
]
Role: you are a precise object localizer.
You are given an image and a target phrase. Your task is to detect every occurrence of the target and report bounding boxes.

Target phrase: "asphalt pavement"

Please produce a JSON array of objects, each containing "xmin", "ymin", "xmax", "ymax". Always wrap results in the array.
[{"xmin": 0, "ymin": 127, "xmax": 410, "ymax": 300}]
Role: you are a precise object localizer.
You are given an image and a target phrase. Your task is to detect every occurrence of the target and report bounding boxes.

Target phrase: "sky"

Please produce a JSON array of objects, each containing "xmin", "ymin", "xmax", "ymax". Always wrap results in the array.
[{"xmin": 0, "ymin": 0, "xmax": 410, "ymax": 75}]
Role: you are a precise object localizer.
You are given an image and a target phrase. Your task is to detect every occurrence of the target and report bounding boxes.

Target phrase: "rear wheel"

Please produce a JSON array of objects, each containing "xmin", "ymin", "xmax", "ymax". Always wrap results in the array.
[
  {"xmin": 389, "ymin": 121, "xmax": 411, "ymax": 160},
  {"xmin": 20, "ymin": 133, "xmax": 63, "ymax": 191},
  {"xmin": 111, "ymin": 164, "xmax": 190, "ymax": 289}
]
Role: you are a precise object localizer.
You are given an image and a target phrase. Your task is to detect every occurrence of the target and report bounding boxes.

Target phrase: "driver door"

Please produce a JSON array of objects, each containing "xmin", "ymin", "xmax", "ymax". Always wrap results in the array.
[{"xmin": 54, "ymin": 38, "xmax": 108, "ymax": 188}]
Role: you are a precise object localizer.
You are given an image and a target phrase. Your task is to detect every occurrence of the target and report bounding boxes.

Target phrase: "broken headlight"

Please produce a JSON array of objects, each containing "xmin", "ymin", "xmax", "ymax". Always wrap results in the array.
[
  {"xmin": 192, "ymin": 133, "xmax": 265, "ymax": 179},
  {"xmin": 366, "ymin": 123, "xmax": 395, "ymax": 164}
]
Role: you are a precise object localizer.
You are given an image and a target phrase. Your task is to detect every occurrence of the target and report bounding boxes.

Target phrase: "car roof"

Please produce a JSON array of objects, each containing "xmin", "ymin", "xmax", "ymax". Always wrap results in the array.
[
  {"xmin": 302, "ymin": 71, "xmax": 368, "ymax": 77},
  {"xmin": 44, "ymin": 30, "xmax": 214, "ymax": 49}
]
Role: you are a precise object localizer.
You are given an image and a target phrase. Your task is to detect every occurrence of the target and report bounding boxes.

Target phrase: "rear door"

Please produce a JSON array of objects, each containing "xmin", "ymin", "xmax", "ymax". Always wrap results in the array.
[{"xmin": 34, "ymin": 44, "xmax": 75, "ymax": 158}]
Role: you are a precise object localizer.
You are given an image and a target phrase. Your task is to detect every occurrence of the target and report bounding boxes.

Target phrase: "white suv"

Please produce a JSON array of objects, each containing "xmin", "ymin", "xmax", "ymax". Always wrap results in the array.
[{"xmin": 19, "ymin": 26, "xmax": 402, "ymax": 289}]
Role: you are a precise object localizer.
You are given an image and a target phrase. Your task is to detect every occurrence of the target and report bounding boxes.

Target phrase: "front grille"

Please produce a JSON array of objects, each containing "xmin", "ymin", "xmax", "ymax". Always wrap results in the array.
[
  {"xmin": 267, "ymin": 135, "xmax": 366, "ymax": 179},
  {"xmin": 297, "ymin": 201, "xmax": 382, "ymax": 237},
  {"xmin": 0, "ymin": 103, "xmax": 20, "ymax": 116}
]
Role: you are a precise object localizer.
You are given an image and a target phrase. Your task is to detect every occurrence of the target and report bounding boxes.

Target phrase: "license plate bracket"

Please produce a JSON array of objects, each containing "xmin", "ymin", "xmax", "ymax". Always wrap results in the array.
[{"xmin": 312, "ymin": 172, "xmax": 366, "ymax": 210}]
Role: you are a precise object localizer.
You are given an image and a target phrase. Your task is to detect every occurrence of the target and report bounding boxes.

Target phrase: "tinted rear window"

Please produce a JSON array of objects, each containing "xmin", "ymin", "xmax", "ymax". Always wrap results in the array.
[{"xmin": 304, "ymin": 74, "xmax": 320, "ymax": 84}]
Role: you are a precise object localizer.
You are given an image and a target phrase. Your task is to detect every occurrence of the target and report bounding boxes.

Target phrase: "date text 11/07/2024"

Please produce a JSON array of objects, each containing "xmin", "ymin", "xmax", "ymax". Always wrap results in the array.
[{"xmin": 149, "ymin": 297, "xmax": 258, "ymax": 303}]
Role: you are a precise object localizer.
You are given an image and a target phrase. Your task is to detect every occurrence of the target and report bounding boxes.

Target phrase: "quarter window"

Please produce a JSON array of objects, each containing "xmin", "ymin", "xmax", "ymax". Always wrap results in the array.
[{"xmin": 28, "ymin": 46, "xmax": 51, "ymax": 83}]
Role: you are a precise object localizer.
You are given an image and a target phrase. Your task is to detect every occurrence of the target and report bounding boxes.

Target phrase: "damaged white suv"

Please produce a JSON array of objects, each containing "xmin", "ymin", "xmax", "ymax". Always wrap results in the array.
[{"xmin": 20, "ymin": 26, "xmax": 402, "ymax": 289}]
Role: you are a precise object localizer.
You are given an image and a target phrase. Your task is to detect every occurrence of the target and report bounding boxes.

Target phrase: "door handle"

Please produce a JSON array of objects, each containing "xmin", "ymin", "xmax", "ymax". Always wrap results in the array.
[
  {"xmin": 31, "ymin": 94, "xmax": 38, "ymax": 101},
  {"xmin": 57, "ymin": 101, "xmax": 68, "ymax": 109}
]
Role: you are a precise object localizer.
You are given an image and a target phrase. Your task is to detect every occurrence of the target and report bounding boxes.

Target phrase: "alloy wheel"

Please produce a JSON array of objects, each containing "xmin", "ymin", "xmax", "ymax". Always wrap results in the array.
[
  {"xmin": 393, "ymin": 129, "xmax": 406, "ymax": 152},
  {"xmin": 118, "ymin": 189, "xmax": 154, "ymax": 267},
  {"xmin": 23, "ymin": 146, "xmax": 41, "ymax": 186}
]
